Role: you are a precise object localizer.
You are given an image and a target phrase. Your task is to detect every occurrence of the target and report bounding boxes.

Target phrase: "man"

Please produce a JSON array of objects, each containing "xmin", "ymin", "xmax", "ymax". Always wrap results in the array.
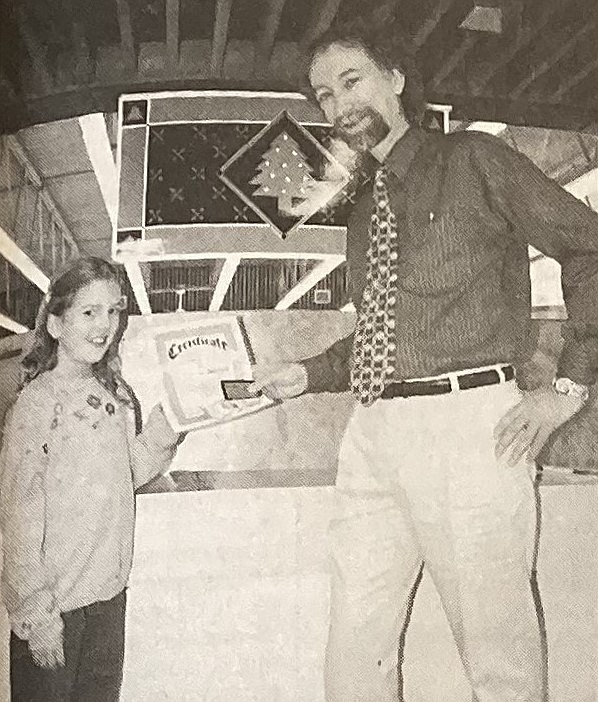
[{"xmin": 251, "ymin": 19, "xmax": 598, "ymax": 702}]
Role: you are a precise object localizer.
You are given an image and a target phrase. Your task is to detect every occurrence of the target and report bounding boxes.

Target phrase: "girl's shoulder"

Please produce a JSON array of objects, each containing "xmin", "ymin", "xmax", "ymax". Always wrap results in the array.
[
  {"xmin": 14, "ymin": 373, "xmax": 53, "ymax": 407},
  {"xmin": 5, "ymin": 374, "xmax": 55, "ymax": 434}
]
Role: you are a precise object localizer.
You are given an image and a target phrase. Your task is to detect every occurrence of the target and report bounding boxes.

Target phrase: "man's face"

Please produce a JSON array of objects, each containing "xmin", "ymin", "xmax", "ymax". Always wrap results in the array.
[{"xmin": 309, "ymin": 42, "xmax": 405, "ymax": 153}]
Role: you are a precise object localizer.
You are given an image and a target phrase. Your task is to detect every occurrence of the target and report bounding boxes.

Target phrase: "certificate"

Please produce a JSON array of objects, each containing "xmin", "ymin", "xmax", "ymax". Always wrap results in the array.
[{"xmin": 154, "ymin": 316, "xmax": 276, "ymax": 432}]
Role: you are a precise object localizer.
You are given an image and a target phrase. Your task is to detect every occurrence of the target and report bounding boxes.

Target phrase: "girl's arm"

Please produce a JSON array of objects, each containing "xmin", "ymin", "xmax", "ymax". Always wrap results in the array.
[
  {"xmin": 0, "ymin": 395, "xmax": 64, "ymax": 647},
  {"xmin": 130, "ymin": 404, "xmax": 181, "ymax": 490}
]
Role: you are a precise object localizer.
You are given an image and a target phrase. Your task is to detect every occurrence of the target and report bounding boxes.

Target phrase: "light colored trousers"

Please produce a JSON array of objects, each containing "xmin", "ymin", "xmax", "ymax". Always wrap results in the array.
[{"xmin": 324, "ymin": 380, "xmax": 544, "ymax": 702}]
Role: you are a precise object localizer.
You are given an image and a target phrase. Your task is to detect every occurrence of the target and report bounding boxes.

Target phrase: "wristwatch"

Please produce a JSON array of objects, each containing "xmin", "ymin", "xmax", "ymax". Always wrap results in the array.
[{"xmin": 552, "ymin": 377, "xmax": 590, "ymax": 403}]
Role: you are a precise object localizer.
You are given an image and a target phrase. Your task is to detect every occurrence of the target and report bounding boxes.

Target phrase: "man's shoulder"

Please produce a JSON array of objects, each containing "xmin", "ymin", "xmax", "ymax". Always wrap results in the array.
[{"xmin": 439, "ymin": 129, "xmax": 513, "ymax": 162}]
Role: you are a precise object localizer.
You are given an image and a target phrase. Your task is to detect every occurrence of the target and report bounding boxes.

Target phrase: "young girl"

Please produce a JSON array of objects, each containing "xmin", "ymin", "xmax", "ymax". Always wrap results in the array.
[{"xmin": 0, "ymin": 257, "xmax": 181, "ymax": 701}]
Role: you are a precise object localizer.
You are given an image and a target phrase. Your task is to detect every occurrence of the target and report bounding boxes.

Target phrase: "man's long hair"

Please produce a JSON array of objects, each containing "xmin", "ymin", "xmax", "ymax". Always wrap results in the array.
[{"xmin": 304, "ymin": 16, "xmax": 426, "ymax": 127}]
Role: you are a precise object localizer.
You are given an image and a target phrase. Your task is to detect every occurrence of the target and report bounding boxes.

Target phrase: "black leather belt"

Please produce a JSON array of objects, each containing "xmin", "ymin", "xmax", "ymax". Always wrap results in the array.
[{"xmin": 381, "ymin": 365, "xmax": 515, "ymax": 400}]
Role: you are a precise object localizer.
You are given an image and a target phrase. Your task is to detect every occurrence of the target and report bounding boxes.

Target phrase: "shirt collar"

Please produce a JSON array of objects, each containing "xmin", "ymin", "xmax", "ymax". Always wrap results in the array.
[{"xmin": 382, "ymin": 126, "xmax": 429, "ymax": 182}]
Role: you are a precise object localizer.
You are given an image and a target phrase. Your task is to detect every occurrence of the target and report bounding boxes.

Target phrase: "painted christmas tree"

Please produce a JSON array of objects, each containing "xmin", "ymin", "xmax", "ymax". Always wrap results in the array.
[{"xmin": 250, "ymin": 132, "xmax": 316, "ymax": 214}]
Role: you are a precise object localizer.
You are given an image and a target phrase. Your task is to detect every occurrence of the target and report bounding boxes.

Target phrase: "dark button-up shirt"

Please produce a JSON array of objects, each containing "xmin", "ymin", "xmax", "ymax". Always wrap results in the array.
[{"xmin": 303, "ymin": 127, "xmax": 598, "ymax": 392}]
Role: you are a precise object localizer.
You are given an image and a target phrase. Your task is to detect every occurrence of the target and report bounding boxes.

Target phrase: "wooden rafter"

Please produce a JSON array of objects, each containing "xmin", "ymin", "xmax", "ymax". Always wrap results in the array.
[
  {"xmin": 254, "ymin": 0, "xmax": 288, "ymax": 76},
  {"xmin": 15, "ymin": 5, "xmax": 53, "ymax": 92},
  {"xmin": 428, "ymin": 31, "xmax": 477, "ymax": 90},
  {"xmin": 71, "ymin": 19, "xmax": 93, "ymax": 83},
  {"xmin": 413, "ymin": 0, "xmax": 460, "ymax": 48},
  {"xmin": 0, "ymin": 313, "xmax": 29, "ymax": 335},
  {"xmin": 550, "ymin": 58, "xmax": 598, "ymax": 104},
  {"xmin": 209, "ymin": 256, "xmax": 241, "ymax": 311},
  {"xmin": 166, "ymin": 0, "xmax": 180, "ymax": 70},
  {"xmin": 211, "ymin": 0, "xmax": 233, "ymax": 77},
  {"xmin": 115, "ymin": 0, "xmax": 136, "ymax": 73},
  {"xmin": 78, "ymin": 113, "xmax": 118, "ymax": 230},
  {"xmin": 0, "ymin": 224, "xmax": 50, "ymax": 293},
  {"xmin": 470, "ymin": 0, "xmax": 577, "ymax": 95},
  {"xmin": 300, "ymin": 0, "xmax": 343, "ymax": 52},
  {"xmin": 124, "ymin": 261, "xmax": 152, "ymax": 315},
  {"xmin": 510, "ymin": 18, "xmax": 596, "ymax": 100}
]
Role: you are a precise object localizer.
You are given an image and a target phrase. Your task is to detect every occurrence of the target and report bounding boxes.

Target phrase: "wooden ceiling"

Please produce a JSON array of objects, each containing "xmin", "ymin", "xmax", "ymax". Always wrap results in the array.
[
  {"xmin": 1, "ymin": 0, "xmax": 598, "ymax": 332},
  {"xmin": 1, "ymin": 0, "xmax": 597, "ymax": 135}
]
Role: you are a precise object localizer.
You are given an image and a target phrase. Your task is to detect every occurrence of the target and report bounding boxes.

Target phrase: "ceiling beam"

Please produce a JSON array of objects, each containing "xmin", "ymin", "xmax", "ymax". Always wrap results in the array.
[
  {"xmin": 124, "ymin": 260, "xmax": 152, "ymax": 315},
  {"xmin": 0, "ymin": 224, "xmax": 50, "ymax": 293},
  {"xmin": 300, "ymin": 0, "xmax": 343, "ymax": 52},
  {"xmin": 509, "ymin": 20, "xmax": 596, "ymax": 100},
  {"xmin": 254, "ymin": 0, "xmax": 288, "ymax": 75},
  {"xmin": 413, "ymin": 0, "xmax": 460, "ymax": 48},
  {"xmin": 15, "ymin": 5, "xmax": 53, "ymax": 93},
  {"xmin": 428, "ymin": 32, "xmax": 477, "ymax": 91},
  {"xmin": 209, "ymin": 255, "xmax": 241, "ymax": 311},
  {"xmin": 5, "ymin": 135, "xmax": 78, "ymax": 253},
  {"xmin": 166, "ymin": 0, "xmax": 180, "ymax": 70},
  {"xmin": 0, "ymin": 313, "xmax": 29, "ymax": 335},
  {"xmin": 470, "ymin": 0, "xmax": 576, "ymax": 96},
  {"xmin": 78, "ymin": 113, "xmax": 118, "ymax": 230},
  {"xmin": 115, "ymin": 0, "xmax": 136, "ymax": 73},
  {"xmin": 274, "ymin": 255, "xmax": 343, "ymax": 310},
  {"xmin": 550, "ymin": 58, "xmax": 598, "ymax": 104},
  {"xmin": 70, "ymin": 16, "xmax": 93, "ymax": 83},
  {"xmin": 211, "ymin": 0, "xmax": 233, "ymax": 77}
]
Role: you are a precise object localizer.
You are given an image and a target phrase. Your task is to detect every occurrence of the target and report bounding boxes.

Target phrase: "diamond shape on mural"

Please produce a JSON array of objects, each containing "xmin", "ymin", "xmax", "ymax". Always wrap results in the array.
[{"xmin": 219, "ymin": 111, "xmax": 350, "ymax": 239}]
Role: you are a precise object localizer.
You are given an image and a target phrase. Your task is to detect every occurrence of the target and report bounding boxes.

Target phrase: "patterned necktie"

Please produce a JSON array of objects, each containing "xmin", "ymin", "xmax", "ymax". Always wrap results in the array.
[{"xmin": 350, "ymin": 166, "xmax": 400, "ymax": 406}]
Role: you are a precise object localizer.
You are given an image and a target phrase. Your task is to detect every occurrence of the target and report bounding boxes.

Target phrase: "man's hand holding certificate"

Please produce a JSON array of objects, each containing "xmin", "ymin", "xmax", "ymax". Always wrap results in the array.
[
  {"xmin": 154, "ymin": 317, "xmax": 276, "ymax": 432},
  {"xmin": 249, "ymin": 362, "xmax": 308, "ymax": 399}
]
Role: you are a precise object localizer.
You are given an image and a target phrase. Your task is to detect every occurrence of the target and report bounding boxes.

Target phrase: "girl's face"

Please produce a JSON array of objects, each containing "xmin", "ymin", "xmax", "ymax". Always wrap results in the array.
[{"xmin": 49, "ymin": 279, "xmax": 124, "ymax": 368}]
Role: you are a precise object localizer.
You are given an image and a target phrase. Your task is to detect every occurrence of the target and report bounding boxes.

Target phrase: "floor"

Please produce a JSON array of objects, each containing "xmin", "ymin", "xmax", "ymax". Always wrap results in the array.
[{"xmin": 1, "ymin": 484, "xmax": 597, "ymax": 701}]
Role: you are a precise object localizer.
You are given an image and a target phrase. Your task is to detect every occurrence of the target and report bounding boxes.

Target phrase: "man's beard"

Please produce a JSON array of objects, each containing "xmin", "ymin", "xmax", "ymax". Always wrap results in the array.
[{"xmin": 333, "ymin": 107, "xmax": 391, "ymax": 153}]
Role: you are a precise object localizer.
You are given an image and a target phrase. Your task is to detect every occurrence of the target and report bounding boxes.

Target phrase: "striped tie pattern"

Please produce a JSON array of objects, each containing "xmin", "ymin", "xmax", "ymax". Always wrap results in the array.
[{"xmin": 350, "ymin": 167, "xmax": 400, "ymax": 406}]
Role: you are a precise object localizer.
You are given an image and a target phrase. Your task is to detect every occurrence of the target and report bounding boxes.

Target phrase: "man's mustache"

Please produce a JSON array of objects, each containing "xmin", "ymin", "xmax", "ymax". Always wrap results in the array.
[
  {"xmin": 333, "ymin": 107, "xmax": 375, "ymax": 132},
  {"xmin": 333, "ymin": 107, "xmax": 390, "ymax": 153}
]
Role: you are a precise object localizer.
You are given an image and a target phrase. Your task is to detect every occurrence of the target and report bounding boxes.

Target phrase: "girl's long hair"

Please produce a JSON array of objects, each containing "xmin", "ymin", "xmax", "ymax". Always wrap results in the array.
[{"xmin": 22, "ymin": 257, "xmax": 130, "ymax": 400}]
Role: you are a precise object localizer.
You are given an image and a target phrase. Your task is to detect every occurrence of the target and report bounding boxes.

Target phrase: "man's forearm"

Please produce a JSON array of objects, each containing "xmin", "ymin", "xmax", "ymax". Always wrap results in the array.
[{"xmin": 301, "ymin": 333, "xmax": 354, "ymax": 394}]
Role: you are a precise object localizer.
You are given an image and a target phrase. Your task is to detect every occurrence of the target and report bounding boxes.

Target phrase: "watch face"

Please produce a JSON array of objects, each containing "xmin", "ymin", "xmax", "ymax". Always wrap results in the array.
[{"xmin": 554, "ymin": 377, "xmax": 589, "ymax": 399}]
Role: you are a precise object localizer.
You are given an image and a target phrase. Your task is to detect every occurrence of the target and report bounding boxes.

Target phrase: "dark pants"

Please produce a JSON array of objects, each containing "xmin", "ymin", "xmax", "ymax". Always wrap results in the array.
[{"xmin": 10, "ymin": 590, "xmax": 126, "ymax": 702}]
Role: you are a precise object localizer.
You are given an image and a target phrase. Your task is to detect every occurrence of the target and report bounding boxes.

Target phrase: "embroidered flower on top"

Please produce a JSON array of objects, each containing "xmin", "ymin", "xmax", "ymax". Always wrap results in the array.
[{"xmin": 87, "ymin": 394, "xmax": 102, "ymax": 409}]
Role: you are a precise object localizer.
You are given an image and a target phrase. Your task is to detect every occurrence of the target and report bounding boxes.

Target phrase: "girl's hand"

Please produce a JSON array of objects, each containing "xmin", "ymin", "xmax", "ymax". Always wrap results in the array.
[
  {"xmin": 146, "ymin": 403, "xmax": 180, "ymax": 447},
  {"xmin": 29, "ymin": 625, "xmax": 65, "ymax": 669}
]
